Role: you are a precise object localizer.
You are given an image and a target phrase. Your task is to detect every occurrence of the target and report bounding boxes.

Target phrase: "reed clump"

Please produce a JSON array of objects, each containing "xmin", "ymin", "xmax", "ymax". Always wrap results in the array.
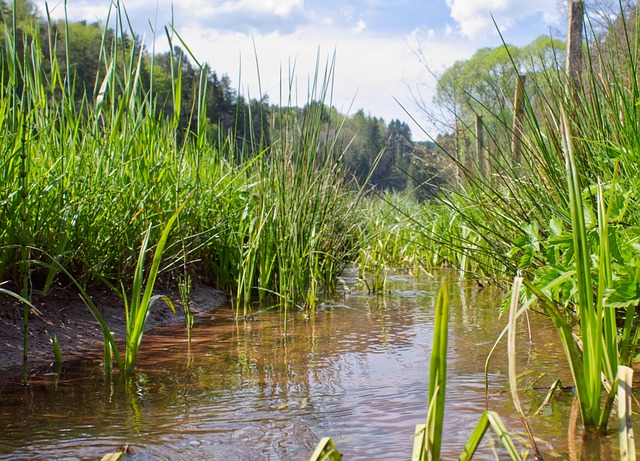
[
  {"xmin": 408, "ymin": 2, "xmax": 640, "ymax": 438},
  {"xmin": 0, "ymin": 2, "xmax": 365, "ymax": 369}
]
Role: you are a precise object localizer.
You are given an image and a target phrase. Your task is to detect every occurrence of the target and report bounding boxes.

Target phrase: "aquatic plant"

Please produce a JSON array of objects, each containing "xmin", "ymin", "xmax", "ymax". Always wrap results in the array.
[
  {"xmin": 0, "ymin": 0, "xmax": 367, "ymax": 348},
  {"xmin": 178, "ymin": 274, "xmax": 195, "ymax": 340},
  {"xmin": 412, "ymin": 279, "xmax": 522, "ymax": 461},
  {"xmin": 51, "ymin": 334, "xmax": 62, "ymax": 363},
  {"xmin": 121, "ymin": 200, "xmax": 186, "ymax": 372},
  {"xmin": 407, "ymin": 2, "xmax": 640, "ymax": 436}
]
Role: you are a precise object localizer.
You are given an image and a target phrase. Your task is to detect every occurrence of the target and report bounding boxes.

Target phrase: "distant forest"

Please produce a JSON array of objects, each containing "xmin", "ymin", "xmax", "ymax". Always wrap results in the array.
[{"xmin": 0, "ymin": 0, "xmax": 453, "ymax": 200}]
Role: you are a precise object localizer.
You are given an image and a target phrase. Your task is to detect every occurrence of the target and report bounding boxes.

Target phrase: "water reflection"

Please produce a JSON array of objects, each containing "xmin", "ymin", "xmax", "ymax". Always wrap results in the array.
[{"xmin": 0, "ymin": 270, "xmax": 634, "ymax": 460}]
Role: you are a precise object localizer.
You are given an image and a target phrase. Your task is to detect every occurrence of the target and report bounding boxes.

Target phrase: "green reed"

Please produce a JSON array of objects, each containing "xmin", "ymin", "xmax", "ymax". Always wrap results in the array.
[
  {"xmin": 231, "ymin": 55, "xmax": 365, "ymax": 314},
  {"xmin": 1, "ymin": 0, "xmax": 368, "ymax": 371},
  {"xmin": 409, "ymin": 3, "xmax": 640, "ymax": 435},
  {"xmin": 178, "ymin": 274, "xmax": 195, "ymax": 341},
  {"xmin": 121, "ymin": 201, "xmax": 187, "ymax": 372}
]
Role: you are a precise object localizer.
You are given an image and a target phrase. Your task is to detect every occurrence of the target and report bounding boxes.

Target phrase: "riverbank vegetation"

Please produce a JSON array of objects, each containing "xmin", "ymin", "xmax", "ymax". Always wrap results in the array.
[
  {"xmin": 422, "ymin": 0, "xmax": 640, "ymax": 439},
  {"xmin": 405, "ymin": 3, "xmax": 640, "ymax": 455},
  {"xmin": 2, "ymin": 0, "xmax": 640, "ymax": 457},
  {"xmin": 0, "ymin": 0, "xmax": 450, "ymax": 308}
]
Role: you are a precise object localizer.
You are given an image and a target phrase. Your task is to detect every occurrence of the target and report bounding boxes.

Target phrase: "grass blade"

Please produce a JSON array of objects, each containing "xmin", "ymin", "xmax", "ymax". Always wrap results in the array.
[
  {"xmin": 51, "ymin": 334, "xmax": 62, "ymax": 363},
  {"xmin": 309, "ymin": 437, "xmax": 342, "ymax": 461},
  {"xmin": 617, "ymin": 365, "xmax": 636, "ymax": 461},
  {"xmin": 423, "ymin": 279, "xmax": 449, "ymax": 461}
]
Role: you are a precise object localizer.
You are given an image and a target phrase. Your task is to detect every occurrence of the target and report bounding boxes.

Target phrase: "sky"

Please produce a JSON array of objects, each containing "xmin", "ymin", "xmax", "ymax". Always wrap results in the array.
[{"xmin": 38, "ymin": 0, "xmax": 566, "ymax": 140}]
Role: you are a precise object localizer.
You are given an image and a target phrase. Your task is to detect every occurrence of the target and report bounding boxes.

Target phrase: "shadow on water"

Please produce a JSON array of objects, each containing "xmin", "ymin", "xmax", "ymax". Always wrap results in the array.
[{"xmin": 0, "ymin": 269, "xmax": 635, "ymax": 460}]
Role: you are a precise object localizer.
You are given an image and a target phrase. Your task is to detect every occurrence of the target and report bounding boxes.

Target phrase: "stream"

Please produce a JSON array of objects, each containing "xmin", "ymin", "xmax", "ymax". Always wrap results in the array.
[{"xmin": 0, "ymin": 269, "xmax": 631, "ymax": 460}]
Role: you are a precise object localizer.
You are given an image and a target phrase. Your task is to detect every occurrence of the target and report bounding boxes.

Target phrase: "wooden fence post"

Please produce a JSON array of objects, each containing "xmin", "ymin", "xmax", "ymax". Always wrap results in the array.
[
  {"xmin": 475, "ymin": 114, "xmax": 487, "ymax": 177},
  {"xmin": 454, "ymin": 121, "xmax": 463, "ymax": 186},
  {"xmin": 566, "ymin": 0, "xmax": 584, "ymax": 95},
  {"xmin": 511, "ymin": 74, "xmax": 526, "ymax": 164}
]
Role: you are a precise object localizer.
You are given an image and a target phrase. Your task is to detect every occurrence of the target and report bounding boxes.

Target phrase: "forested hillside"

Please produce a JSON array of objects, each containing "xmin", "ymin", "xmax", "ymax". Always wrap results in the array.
[{"xmin": 0, "ymin": 0, "xmax": 454, "ymax": 199}]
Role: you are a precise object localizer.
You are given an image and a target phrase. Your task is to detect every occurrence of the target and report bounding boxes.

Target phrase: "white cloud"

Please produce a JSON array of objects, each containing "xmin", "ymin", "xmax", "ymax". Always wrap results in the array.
[
  {"xmin": 39, "ymin": 1, "xmax": 111, "ymax": 23},
  {"xmin": 352, "ymin": 19, "xmax": 367, "ymax": 33},
  {"xmin": 169, "ymin": 22, "xmax": 465, "ymax": 139},
  {"xmin": 45, "ymin": 1, "xmax": 307, "ymax": 35},
  {"xmin": 444, "ymin": 23, "xmax": 454, "ymax": 37},
  {"xmin": 445, "ymin": 0, "xmax": 561, "ymax": 38},
  {"xmin": 202, "ymin": 0, "xmax": 304, "ymax": 17},
  {"xmin": 339, "ymin": 6, "xmax": 356, "ymax": 22}
]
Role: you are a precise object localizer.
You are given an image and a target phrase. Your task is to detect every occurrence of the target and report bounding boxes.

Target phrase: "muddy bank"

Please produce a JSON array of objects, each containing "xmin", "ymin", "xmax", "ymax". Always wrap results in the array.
[{"xmin": 0, "ymin": 280, "xmax": 228, "ymax": 374}]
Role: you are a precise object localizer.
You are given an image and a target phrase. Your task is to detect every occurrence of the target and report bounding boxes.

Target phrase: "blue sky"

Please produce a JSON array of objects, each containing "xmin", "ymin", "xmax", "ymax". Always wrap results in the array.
[{"xmin": 40, "ymin": 0, "xmax": 564, "ymax": 139}]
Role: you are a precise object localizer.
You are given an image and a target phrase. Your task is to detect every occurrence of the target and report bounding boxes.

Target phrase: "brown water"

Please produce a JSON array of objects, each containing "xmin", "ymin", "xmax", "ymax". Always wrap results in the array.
[{"xmin": 0, "ymin": 269, "xmax": 630, "ymax": 460}]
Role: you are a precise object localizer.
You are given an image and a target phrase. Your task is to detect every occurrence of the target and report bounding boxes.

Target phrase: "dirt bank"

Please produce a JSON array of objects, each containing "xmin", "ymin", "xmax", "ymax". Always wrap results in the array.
[{"xmin": 0, "ymin": 280, "xmax": 228, "ymax": 375}]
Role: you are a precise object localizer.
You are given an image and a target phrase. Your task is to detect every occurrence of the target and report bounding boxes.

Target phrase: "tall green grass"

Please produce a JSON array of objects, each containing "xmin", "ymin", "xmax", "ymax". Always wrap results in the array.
[
  {"xmin": 231, "ymin": 58, "xmax": 365, "ymax": 314},
  {"xmin": 0, "ymin": 2, "xmax": 365, "ymax": 367}
]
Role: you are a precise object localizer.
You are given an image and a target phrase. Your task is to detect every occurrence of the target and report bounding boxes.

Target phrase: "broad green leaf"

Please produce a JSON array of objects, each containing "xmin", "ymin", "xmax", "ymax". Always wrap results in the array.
[{"xmin": 604, "ymin": 280, "xmax": 640, "ymax": 309}]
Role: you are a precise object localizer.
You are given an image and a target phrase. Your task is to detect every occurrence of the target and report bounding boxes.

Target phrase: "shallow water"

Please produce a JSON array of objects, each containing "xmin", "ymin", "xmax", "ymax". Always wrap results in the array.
[{"xmin": 0, "ymin": 269, "xmax": 632, "ymax": 460}]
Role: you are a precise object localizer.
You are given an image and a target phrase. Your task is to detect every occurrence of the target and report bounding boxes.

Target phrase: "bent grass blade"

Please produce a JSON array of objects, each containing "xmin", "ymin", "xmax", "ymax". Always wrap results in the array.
[
  {"xmin": 309, "ymin": 437, "xmax": 342, "ymax": 461},
  {"xmin": 507, "ymin": 276, "xmax": 542, "ymax": 458},
  {"xmin": 0, "ymin": 286, "xmax": 35, "ymax": 309},
  {"xmin": 22, "ymin": 248, "xmax": 125, "ymax": 372},
  {"xmin": 458, "ymin": 411, "xmax": 523, "ymax": 461}
]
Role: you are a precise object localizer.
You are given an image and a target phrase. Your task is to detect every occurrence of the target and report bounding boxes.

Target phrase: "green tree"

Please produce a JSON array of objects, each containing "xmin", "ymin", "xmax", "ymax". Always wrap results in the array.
[
  {"xmin": 430, "ymin": 36, "xmax": 565, "ymax": 175},
  {"xmin": 386, "ymin": 119, "xmax": 413, "ymax": 191}
]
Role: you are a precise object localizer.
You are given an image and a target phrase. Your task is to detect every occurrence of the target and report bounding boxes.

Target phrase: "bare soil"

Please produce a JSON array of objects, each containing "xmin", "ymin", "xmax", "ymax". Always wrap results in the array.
[{"xmin": 0, "ymin": 280, "xmax": 228, "ymax": 377}]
